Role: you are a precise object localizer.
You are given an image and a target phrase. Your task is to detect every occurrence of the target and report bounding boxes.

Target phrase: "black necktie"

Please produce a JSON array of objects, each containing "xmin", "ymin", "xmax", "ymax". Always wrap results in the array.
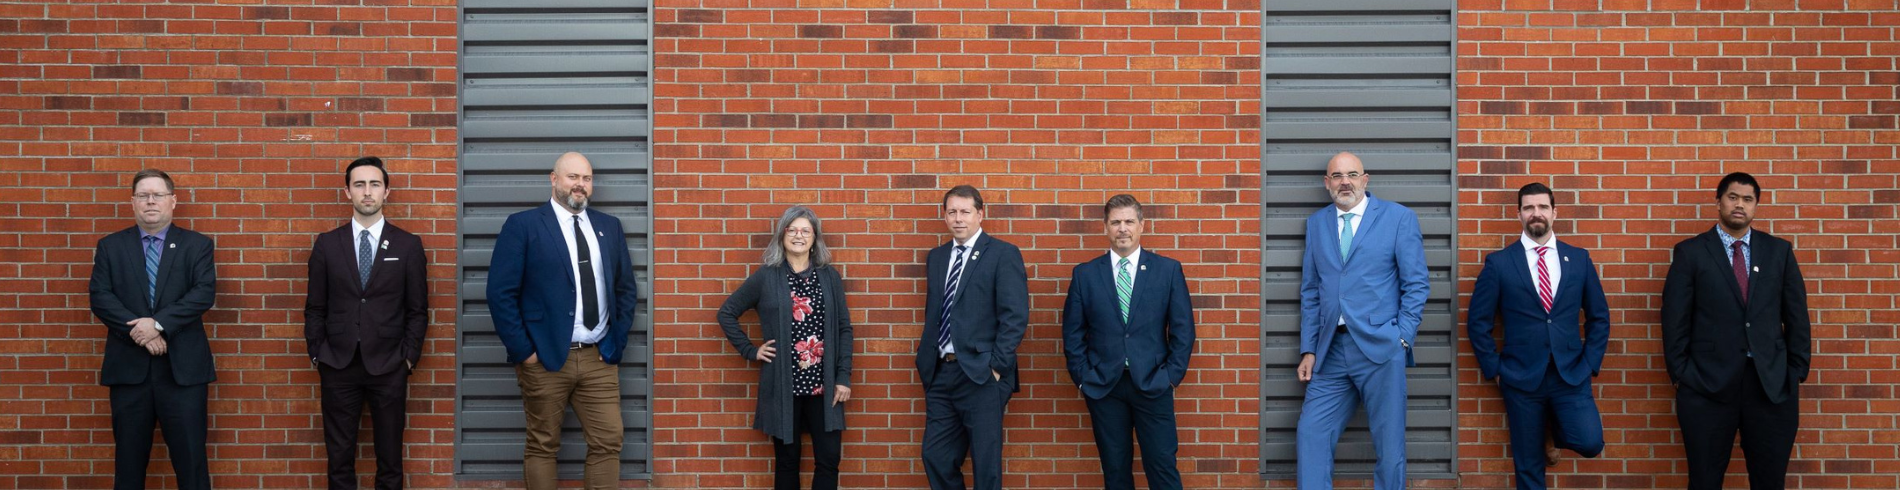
[{"xmin": 574, "ymin": 216, "xmax": 600, "ymax": 330}]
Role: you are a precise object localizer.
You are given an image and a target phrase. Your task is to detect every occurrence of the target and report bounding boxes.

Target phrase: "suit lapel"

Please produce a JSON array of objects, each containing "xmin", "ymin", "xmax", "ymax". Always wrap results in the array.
[
  {"xmin": 1554, "ymin": 241, "xmax": 1582, "ymax": 309},
  {"xmin": 1745, "ymin": 233, "xmax": 1765, "ymax": 315},
  {"xmin": 539, "ymin": 204, "xmax": 577, "ymax": 284},
  {"xmin": 1125, "ymin": 252, "xmax": 1149, "ymax": 328},
  {"xmin": 1703, "ymin": 232, "xmax": 1747, "ymax": 308},
  {"xmin": 1503, "ymin": 241, "xmax": 1532, "ymax": 301},
  {"xmin": 1344, "ymin": 197, "xmax": 1382, "ymax": 265},
  {"xmin": 948, "ymin": 234, "xmax": 988, "ymax": 308},
  {"xmin": 121, "ymin": 230, "xmax": 154, "ymax": 312},
  {"xmin": 153, "ymin": 229, "xmax": 181, "ymax": 306}
]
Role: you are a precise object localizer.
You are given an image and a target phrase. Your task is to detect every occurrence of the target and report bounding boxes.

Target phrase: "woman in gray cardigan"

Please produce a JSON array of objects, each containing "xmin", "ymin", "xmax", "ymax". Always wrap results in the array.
[{"xmin": 718, "ymin": 206, "xmax": 854, "ymax": 490}]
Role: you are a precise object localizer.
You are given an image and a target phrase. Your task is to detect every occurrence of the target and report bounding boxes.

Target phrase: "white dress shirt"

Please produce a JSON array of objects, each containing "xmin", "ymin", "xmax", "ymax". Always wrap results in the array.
[{"xmin": 553, "ymin": 199, "xmax": 609, "ymax": 344}]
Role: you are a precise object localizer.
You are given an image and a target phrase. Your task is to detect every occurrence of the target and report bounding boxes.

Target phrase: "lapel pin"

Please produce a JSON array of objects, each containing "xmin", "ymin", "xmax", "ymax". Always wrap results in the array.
[
  {"xmin": 597, "ymin": 231, "xmax": 604, "ymax": 237},
  {"xmin": 1563, "ymin": 256, "xmax": 1569, "ymax": 262},
  {"xmin": 1753, "ymin": 266, "xmax": 1759, "ymax": 272},
  {"xmin": 1140, "ymin": 264, "xmax": 1148, "ymax": 271},
  {"xmin": 972, "ymin": 250, "xmax": 981, "ymax": 261},
  {"xmin": 168, "ymin": 243, "xmax": 175, "ymax": 249},
  {"xmin": 381, "ymin": 240, "xmax": 389, "ymax": 250}
]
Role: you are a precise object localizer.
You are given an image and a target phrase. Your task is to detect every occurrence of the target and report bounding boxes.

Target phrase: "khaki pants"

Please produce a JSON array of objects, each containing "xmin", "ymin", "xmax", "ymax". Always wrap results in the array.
[{"xmin": 516, "ymin": 345, "xmax": 622, "ymax": 490}]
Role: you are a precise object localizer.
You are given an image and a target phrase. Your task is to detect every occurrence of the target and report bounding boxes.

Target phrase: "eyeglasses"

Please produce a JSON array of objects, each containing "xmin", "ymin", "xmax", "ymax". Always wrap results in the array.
[
  {"xmin": 1326, "ymin": 172, "xmax": 1364, "ymax": 181},
  {"xmin": 784, "ymin": 227, "xmax": 814, "ymax": 237},
  {"xmin": 132, "ymin": 192, "xmax": 174, "ymax": 202}
]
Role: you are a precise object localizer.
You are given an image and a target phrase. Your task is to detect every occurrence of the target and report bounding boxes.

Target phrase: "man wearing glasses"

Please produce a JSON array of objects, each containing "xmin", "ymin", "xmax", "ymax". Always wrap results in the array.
[
  {"xmin": 1294, "ymin": 152, "xmax": 1429, "ymax": 490},
  {"xmin": 88, "ymin": 169, "xmax": 219, "ymax": 490}
]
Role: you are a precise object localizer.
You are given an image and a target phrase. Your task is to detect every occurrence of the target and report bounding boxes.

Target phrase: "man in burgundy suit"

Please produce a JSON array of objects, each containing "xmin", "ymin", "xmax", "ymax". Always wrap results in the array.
[{"xmin": 304, "ymin": 156, "xmax": 431, "ymax": 490}]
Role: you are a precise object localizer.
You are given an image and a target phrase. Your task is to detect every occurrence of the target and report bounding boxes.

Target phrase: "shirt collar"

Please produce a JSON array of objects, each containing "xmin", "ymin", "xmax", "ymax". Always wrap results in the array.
[
  {"xmin": 1109, "ymin": 247, "xmax": 1142, "ymax": 267},
  {"xmin": 551, "ymin": 198, "xmax": 587, "ymax": 223},
  {"xmin": 952, "ymin": 229, "xmax": 984, "ymax": 250},
  {"xmin": 140, "ymin": 225, "xmax": 170, "ymax": 242},
  {"xmin": 1335, "ymin": 196, "xmax": 1369, "ymax": 218},
  {"xmin": 1717, "ymin": 226, "xmax": 1752, "ymax": 247},
  {"xmin": 1520, "ymin": 232, "xmax": 1557, "ymax": 252},
  {"xmin": 351, "ymin": 216, "xmax": 385, "ymax": 240}
]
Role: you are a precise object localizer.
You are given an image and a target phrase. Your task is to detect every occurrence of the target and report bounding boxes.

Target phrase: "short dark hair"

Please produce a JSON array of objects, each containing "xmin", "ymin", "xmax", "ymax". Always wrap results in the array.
[
  {"xmin": 943, "ymin": 184, "xmax": 984, "ymax": 210},
  {"xmin": 132, "ymin": 168, "xmax": 174, "ymax": 193},
  {"xmin": 1104, "ymin": 194, "xmax": 1142, "ymax": 221},
  {"xmin": 1517, "ymin": 182, "xmax": 1554, "ymax": 208},
  {"xmin": 1715, "ymin": 172, "xmax": 1760, "ymax": 201},
  {"xmin": 344, "ymin": 156, "xmax": 389, "ymax": 186}
]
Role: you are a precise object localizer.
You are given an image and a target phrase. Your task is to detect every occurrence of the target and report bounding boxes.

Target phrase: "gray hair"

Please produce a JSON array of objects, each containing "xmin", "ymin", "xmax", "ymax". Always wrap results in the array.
[{"xmin": 762, "ymin": 205, "xmax": 831, "ymax": 268}]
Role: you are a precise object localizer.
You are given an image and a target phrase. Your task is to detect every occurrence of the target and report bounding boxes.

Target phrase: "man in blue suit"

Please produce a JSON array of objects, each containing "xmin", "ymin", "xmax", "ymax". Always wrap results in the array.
[
  {"xmin": 1465, "ymin": 183, "xmax": 1608, "ymax": 490},
  {"xmin": 917, "ymin": 185, "xmax": 1030, "ymax": 490},
  {"xmin": 1062, "ymin": 194, "xmax": 1196, "ymax": 490},
  {"xmin": 487, "ymin": 152, "xmax": 640, "ymax": 490},
  {"xmin": 1296, "ymin": 152, "xmax": 1429, "ymax": 490}
]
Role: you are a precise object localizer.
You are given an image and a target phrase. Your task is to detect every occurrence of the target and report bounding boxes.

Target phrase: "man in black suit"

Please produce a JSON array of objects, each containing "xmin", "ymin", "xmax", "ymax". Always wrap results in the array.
[
  {"xmin": 304, "ymin": 157, "xmax": 430, "ymax": 490},
  {"xmin": 916, "ymin": 185, "xmax": 1029, "ymax": 490},
  {"xmin": 88, "ymin": 169, "xmax": 218, "ymax": 490},
  {"xmin": 1662, "ymin": 172, "xmax": 1811, "ymax": 490},
  {"xmin": 1061, "ymin": 194, "xmax": 1195, "ymax": 490}
]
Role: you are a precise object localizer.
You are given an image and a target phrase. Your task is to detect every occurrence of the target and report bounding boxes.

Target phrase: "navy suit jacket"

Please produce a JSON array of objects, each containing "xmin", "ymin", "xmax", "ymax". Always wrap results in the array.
[
  {"xmin": 915, "ymin": 233, "xmax": 1030, "ymax": 391},
  {"xmin": 1465, "ymin": 240, "xmax": 1610, "ymax": 392},
  {"xmin": 89, "ymin": 225, "xmax": 219, "ymax": 387},
  {"xmin": 487, "ymin": 203, "xmax": 639, "ymax": 373},
  {"xmin": 1299, "ymin": 194, "xmax": 1429, "ymax": 371},
  {"xmin": 1661, "ymin": 229, "xmax": 1811, "ymax": 404},
  {"xmin": 1061, "ymin": 250, "xmax": 1195, "ymax": 399}
]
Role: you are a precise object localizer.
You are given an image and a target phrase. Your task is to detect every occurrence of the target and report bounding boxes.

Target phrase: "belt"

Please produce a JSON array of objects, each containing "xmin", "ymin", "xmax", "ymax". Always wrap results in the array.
[
  {"xmin": 940, "ymin": 353, "xmax": 958, "ymax": 363},
  {"xmin": 1336, "ymin": 325, "xmax": 1348, "ymax": 334},
  {"xmin": 570, "ymin": 342, "xmax": 597, "ymax": 350}
]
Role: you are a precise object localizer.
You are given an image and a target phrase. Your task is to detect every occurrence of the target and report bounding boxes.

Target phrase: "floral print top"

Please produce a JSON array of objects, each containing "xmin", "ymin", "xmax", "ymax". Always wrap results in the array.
[{"xmin": 788, "ymin": 268, "xmax": 826, "ymax": 397}]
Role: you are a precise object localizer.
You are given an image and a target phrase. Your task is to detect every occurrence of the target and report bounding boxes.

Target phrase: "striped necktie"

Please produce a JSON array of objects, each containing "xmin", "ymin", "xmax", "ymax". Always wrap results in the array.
[
  {"xmin": 144, "ymin": 235, "xmax": 160, "ymax": 308},
  {"xmin": 936, "ymin": 245, "xmax": 968, "ymax": 354},
  {"xmin": 1535, "ymin": 246, "xmax": 1553, "ymax": 312},
  {"xmin": 1116, "ymin": 257, "xmax": 1132, "ymax": 323}
]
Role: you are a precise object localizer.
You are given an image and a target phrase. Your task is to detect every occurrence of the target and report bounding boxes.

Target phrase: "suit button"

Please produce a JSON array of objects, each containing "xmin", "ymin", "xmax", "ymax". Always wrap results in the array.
[
  {"xmin": 1546, "ymin": 319, "xmax": 1552, "ymax": 324},
  {"xmin": 1745, "ymin": 323, "xmax": 1751, "ymax": 328},
  {"xmin": 361, "ymin": 299, "xmax": 367, "ymax": 304}
]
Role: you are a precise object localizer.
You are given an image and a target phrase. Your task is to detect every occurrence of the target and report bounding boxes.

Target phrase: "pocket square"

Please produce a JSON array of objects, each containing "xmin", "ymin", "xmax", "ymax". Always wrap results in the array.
[{"xmin": 383, "ymin": 257, "xmax": 400, "ymax": 261}]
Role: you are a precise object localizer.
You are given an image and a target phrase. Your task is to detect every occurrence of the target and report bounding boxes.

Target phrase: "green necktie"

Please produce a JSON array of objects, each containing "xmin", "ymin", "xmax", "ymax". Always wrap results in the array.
[
  {"xmin": 1340, "ymin": 212, "xmax": 1356, "ymax": 261},
  {"xmin": 1116, "ymin": 257, "xmax": 1132, "ymax": 323}
]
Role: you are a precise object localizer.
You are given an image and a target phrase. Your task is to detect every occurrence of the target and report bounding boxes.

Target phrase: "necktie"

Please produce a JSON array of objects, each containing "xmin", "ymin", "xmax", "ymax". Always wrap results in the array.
[
  {"xmin": 1534, "ymin": 246, "xmax": 1553, "ymax": 313},
  {"xmin": 358, "ymin": 230, "xmax": 373, "ymax": 289},
  {"xmin": 1339, "ymin": 213, "xmax": 1356, "ymax": 261},
  {"xmin": 1116, "ymin": 257, "xmax": 1132, "ymax": 323},
  {"xmin": 1731, "ymin": 241, "xmax": 1748, "ymax": 302},
  {"xmin": 574, "ymin": 216, "xmax": 600, "ymax": 330},
  {"xmin": 143, "ymin": 235, "xmax": 160, "ymax": 308},
  {"xmin": 936, "ymin": 245, "xmax": 968, "ymax": 354}
]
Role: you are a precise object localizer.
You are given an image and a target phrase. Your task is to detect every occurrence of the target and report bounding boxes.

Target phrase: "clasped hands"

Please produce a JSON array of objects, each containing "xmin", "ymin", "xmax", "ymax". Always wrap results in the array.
[{"xmin": 127, "ymin": 318, "xmax": 167, "ymax": 356}]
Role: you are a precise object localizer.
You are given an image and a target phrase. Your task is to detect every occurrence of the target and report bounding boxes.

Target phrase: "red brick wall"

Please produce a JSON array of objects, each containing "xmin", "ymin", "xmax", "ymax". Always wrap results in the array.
[
  {"xmin": 4, "ymin": 1, "xmax": 1897, "ymax": 489},
  {"xmin": 0, "ymin": 1, "xmax": 461, "ymax": 489}
]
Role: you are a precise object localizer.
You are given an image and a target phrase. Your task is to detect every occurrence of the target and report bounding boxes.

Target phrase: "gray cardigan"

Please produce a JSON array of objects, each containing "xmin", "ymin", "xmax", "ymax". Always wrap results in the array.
[{"xmin": 717, "ymin": 264, "xmax": 854, "ymax": 443}]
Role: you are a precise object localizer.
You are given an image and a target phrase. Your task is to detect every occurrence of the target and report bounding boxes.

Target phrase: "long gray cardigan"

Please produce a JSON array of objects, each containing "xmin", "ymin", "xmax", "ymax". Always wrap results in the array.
[{"xmin": 717, "ymin": 264, "xmax": 854, "ymax": 443}]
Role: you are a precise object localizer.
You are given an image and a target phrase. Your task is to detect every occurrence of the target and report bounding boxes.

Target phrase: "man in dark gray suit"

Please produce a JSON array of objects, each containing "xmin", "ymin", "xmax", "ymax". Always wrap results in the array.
[{"xmin": 916, "ymin": 185, "xmax": 1029, "ymax": 490}]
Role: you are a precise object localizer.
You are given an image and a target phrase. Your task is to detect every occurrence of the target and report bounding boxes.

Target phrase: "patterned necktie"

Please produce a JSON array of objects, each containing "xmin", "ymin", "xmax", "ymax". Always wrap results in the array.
[
  {"xmin": 936, "ymin": 245, "xmax": 968, "ymax": 354},
  {"xmin": 144, "ymin": 235, "xmax": 160, "ymax": 308},
  {"xmin": 1116, "ymin": 257, "xmax": 1132, "ymax": 323},
  {"xmin": 358, "ymin": 230, "xmax": 373, "ymax": 289},
  {"xmin": 1339, "ymin": 213, "xmax": 1356, "ymax": 261},
  {"xmin": 1731, "ymin": 241, "xmax": 1748, "ymax": 301},
  {"xmin": 1535, "ymin": 246, "xmax": 1553, "ymax": 313},
  {"xmin": 575, "ymin": 216, "xmax": 600, "ymax": 330}
]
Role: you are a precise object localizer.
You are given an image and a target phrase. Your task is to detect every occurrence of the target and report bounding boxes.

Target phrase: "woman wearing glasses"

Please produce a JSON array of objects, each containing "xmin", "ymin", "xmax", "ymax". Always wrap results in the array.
[{"xmin": 718, "ymin": 206, "xmax": 854, "ymax": 490}]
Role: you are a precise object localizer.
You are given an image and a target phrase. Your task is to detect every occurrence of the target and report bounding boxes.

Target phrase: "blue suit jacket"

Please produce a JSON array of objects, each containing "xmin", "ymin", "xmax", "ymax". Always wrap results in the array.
[
  {"xmin": 915, "ymin": 233, "xmax": 1030, "ymax": 391},
  {"xmin": 1465, "ymin": 240, "xmax": 1610, "ymax": 392},
  {"xmin": 487, "ymin": 203, "xmax": 639, "ymax": 373},
  {"xmin": 1061, "ymin": 250, "xmax": 1195, "ymax": 399},
  {"xmin": 1299, "ymin": 195, "xmax": 1429, "ymax": 371}
]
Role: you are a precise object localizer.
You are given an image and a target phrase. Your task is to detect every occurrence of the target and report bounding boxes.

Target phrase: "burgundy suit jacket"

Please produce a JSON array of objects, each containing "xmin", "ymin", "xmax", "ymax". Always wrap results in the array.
[{"xmin": 303, "ymin": 221, "xmax": 430, "ymax": 376}]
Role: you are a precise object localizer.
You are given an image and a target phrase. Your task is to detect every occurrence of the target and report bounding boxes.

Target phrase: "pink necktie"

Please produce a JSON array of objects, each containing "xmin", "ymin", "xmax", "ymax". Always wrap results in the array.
[{"xmin": 1535, "ymin": 246, "xmax": 1553, "ymax": 313}]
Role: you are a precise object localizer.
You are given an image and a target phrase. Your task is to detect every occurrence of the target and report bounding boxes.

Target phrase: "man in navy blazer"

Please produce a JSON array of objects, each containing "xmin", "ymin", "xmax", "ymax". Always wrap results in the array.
[
  {"xmin": 916, "ymin": 185, "xmax": 1029, "ymax": 490},
  {"xmin": 486, "ymin": 152, "xmax": 639, "ymax": 490},
  {"xmin": 1661, "ymin": 172, "xmax": 1810, "ymax": 490},
  {"xmin": 1295, "ymin": 152, "xmax": 1429, "ymax": 490},
  {"xmin": 88, "ymin": 169, "xmax": 218, "ymax": 490},
  {"xmin": 1061, "ymin": 194, "xmax": 1195, "ymax": 490},
  {"xmin": 1465, "ymin": 183, "xmax": 1608, "ymax": 490}
]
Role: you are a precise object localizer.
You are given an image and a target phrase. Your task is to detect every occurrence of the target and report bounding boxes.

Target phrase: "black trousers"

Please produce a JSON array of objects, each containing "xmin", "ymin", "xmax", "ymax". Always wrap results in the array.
[
  {"xmin": 1677, "ymin": 363, "xmax": 1800, "ymax": 490},
  {"xmin": 320, "ymin": 352, "xmax": 409, "ymax": 490},
  {"xmin": 110, "ymin": 355, "xmax": 211, "ymax": 490},
  {"xmin": 772, "ymin": 395, "xmax": 842, "ymax": 490}
]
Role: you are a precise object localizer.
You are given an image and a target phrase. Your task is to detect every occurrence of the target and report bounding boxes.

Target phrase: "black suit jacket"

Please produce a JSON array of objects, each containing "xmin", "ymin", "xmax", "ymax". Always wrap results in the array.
[
  {"xmin": 1661, "ymin": 228, "xmax": 1812, "ymax": 404},
  {"xmin": 915, "ymin": 233, "xmax": 1030, "ymax": 391},
  {"xmin": 303, "ymin": 222, "xmax": 430, "ymax": 376},
  {"xmin": 88, "ymin": 225, "xmax": 219, "ymax": 387}
]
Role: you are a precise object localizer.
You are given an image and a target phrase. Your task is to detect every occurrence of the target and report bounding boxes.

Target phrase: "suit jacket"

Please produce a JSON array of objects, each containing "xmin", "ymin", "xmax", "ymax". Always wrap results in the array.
[
  {"xmin": 1299, "ymin": 194, "xmax": 1429, "ymax": 371},
  {"xmin": 303, "ymin": 222, "xmax": 430, "ymax": 376},
  {"xmin": 1466, "ymin": 240, "xmax": 1611, "ymax": 392},
  {"xmin": 487, "ymin": 203, "xmax": 639, "ymax": 373},
  {"xmin": 1661, "ymin": 228, "xmax": 1811, "ymax": 404},
  {"xmin": 717, "ymin": 264, "xmax": 854, "ymax": 442},
  {"xmin": 88, "ymin": 225, "xmax": 219, "ymax": 387},
  {"xmin": 915, "ymin": 233, "xmax": 1030, "ymax": 391},
  {"xmin": 1061, "ymin": 250, "xmax": 1195, "ymax": 399}
]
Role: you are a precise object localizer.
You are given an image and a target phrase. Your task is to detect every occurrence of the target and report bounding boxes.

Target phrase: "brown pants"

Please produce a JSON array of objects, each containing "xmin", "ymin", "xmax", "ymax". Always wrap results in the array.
[{"xmin": 516, "ymin": 345, "xmax": 623, "ymax": 490}]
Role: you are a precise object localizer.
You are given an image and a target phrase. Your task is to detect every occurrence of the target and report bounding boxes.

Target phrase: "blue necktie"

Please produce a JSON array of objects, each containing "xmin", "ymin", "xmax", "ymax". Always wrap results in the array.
[
  {"xmin": 358, "ymin": 230, "xmax": 373, "ymax": 289},
  {"xmin": 936, "ymin": 245, "xmax": 968, "ymax": 354},
  {"xmin": 143, "ymin": 235, "xmax": 160, "ymax": 308},
  {"xmin": 1339, "ymin": 213, "xmax": 1356, "ymax": 261}
]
